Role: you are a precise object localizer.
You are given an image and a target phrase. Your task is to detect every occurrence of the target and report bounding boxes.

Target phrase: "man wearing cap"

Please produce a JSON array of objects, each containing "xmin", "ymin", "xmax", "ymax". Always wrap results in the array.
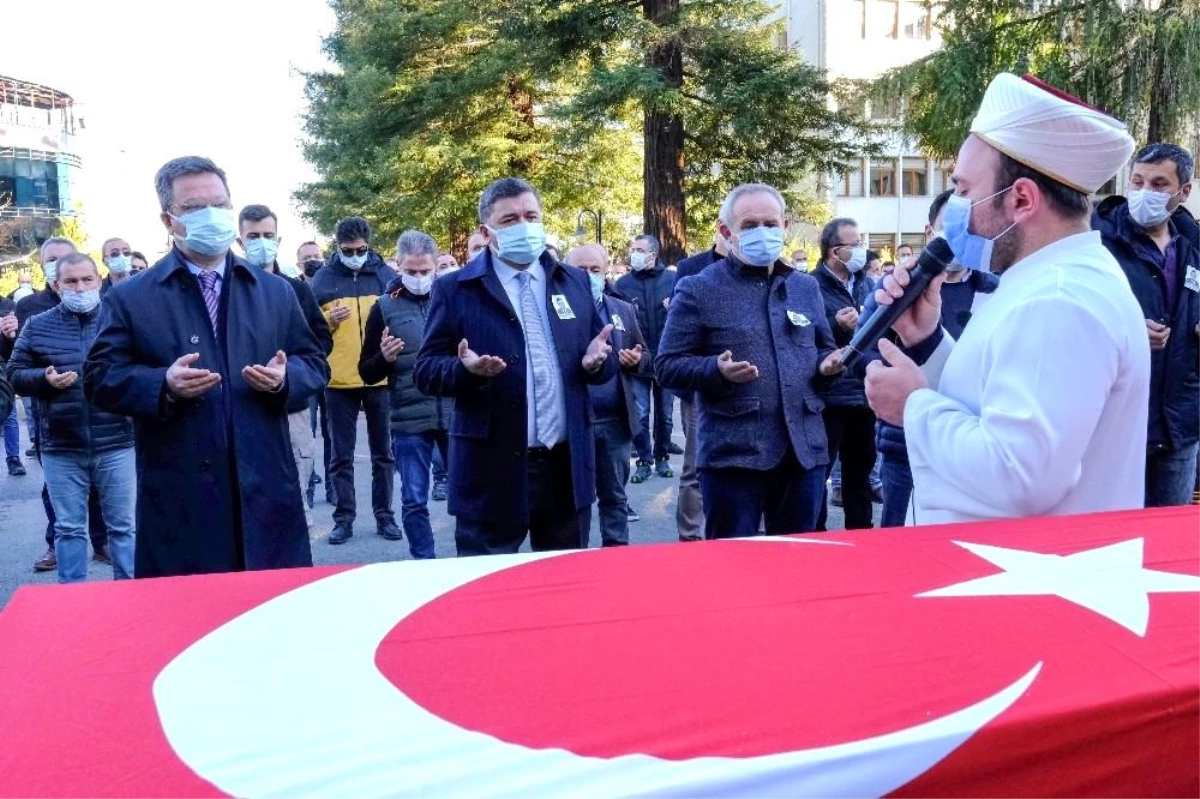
[{"xmin": 865, "ymin": 73, "xmax": 1149, "ymax": 524}]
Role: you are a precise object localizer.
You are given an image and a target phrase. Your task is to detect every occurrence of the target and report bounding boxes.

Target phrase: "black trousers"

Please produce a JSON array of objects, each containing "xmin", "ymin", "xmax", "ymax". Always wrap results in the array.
[
  {"xmin": 326, "ymin": 387, "xmax": 395, "ymax": 527},
  {"xmin": 455, "ymin": 443, "xmax": 589, "ymax": 556},
  {"xmin": 818, "ymin": 405, "xmax": 877, "ymax": 530}
]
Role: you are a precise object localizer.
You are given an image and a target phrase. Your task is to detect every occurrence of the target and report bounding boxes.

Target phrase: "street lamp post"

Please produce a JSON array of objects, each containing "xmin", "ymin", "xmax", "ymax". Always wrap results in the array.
[{"xmin": 574, "ymin": 209, "xmax": 603, "ymax": 245}]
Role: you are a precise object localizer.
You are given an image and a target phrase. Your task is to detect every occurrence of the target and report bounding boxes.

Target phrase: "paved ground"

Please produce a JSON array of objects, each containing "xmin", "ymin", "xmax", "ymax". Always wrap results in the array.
[{"xmin": 0, "ymin": 399, "xmax": 864, "ymax": 608}]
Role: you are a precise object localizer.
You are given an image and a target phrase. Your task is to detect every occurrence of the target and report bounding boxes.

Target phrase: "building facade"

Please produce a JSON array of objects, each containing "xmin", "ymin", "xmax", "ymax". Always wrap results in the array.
[{"xmin": 0, "ymin": 75, "xmax": 82, "ymax": 259}]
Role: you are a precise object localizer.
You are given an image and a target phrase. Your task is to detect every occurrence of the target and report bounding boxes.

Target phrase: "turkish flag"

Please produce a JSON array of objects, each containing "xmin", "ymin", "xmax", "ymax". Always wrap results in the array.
[{"xmin": 0, "ymin": 507, "xmax": 1196, "ymax": 797}]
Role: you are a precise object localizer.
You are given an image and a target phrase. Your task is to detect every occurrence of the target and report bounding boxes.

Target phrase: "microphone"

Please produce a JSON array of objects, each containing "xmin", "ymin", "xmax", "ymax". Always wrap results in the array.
[{"xmin": 840, "ymin": 236, "xmax": 955, "ymax": 371}]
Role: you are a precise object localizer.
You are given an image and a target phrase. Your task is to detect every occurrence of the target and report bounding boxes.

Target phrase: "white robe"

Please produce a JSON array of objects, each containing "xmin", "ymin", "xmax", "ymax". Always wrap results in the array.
[{"xmin": 903, "ymin": 231, "xmax": 1150, "ymax": 525}]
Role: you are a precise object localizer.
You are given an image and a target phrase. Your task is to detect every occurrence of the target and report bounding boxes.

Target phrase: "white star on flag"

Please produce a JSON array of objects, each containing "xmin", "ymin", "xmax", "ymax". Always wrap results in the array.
[{"xmin": 917, "ymin": 538, "xmax": 1200, "ymax": 636}]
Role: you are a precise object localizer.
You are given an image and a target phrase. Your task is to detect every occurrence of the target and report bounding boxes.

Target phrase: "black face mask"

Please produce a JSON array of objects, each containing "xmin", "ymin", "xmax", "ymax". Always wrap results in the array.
[{"xmin": 303, "ymin": 259, "xmax": 323, "ymax": 278}]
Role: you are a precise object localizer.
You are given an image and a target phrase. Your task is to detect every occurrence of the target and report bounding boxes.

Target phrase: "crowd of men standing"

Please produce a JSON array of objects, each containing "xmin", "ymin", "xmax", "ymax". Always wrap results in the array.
[{"xmin": 0, "ymin": 136, "xmax": 1195, "ymax": 584}]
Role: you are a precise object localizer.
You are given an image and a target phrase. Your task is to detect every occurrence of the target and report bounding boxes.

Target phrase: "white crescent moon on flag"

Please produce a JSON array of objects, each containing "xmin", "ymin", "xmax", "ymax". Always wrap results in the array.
[{"xmin": 153, "ymin": 550, "xmax": 1041, "ymax": 798}]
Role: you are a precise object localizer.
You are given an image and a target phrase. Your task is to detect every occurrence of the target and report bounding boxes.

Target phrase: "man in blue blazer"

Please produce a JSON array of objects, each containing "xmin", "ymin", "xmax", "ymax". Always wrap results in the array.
[
  {"xmin": 414, "ymin": 177, "xmax": 617, "ymax": 556},
  {"xmin": 657, "ymin": 183, "xmax": 846, "ymax": 539}
]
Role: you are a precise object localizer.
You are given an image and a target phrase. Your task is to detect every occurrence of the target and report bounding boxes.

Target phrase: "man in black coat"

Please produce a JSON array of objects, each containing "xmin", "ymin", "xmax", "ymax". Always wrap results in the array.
[
  {"xmin": 7, "ymin": 253, "xmax": 136, "ymax": 583},
  {"xmin": 812, "ymin": 217, "xmax": 877, "ymax": 530},
  {"xmin": 568, "ymin": 243, "xmax": 649, "ymax": 546},
  {"xmin": 669, "ymin": 230, "xmax": 729, "ymax": 541},
  {"xmin": 414, "ymin": 177, "xmax": 616, "ymax": 556},
  {"xmin": 236, "ymin": 204, "xmax": 333, "ymax": 528},
  {"xmin": 1093, "ymin": 142, "xmax": 1199, "ymax": 507},
  {"xmin": 657, "ymin": 183, "xmax": 845, "ymax": 539},
  {"xmin": 615, "ymin": 234, "xmax": 677, "ymax": 483},
  {"xmin": 84, "ymin": 155, "xmax": 329, "ymax": 578}
]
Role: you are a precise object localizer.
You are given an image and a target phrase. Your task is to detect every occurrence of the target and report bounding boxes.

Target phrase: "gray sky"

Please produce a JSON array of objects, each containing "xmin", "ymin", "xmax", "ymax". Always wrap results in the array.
[{"xmin": 1, "ymin": 0, "xmax": 336, "ymax": 266}]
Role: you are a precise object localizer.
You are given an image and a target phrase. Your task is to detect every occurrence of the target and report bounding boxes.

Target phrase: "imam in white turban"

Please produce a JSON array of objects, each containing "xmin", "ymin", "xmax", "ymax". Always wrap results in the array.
[{"xmin": 969, "ymin": 72, "xmax": 1135, "ymax": 194}]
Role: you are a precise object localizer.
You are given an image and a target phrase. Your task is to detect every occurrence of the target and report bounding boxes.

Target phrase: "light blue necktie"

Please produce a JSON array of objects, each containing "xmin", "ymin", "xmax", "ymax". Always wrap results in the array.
[{"xmin": 517, "ymin": 272, "xmax": 562, "ymax": 447}]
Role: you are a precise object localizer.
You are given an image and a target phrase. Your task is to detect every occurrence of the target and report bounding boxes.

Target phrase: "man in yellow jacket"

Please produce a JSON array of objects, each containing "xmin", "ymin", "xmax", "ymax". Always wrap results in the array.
[{"xmin": 309, "ymin": 216, "xmax": 399, "ymax": 544}]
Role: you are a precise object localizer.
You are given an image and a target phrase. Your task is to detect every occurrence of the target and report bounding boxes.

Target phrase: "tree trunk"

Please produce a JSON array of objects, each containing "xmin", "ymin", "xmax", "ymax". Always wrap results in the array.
[
  {"xmin": 1145, "ymin": 0, "xmax": 1179, "ymax": 144},
  {"xmin": 507, "ymin": 78, "xmax": 538, "ymax": 175},
  {"xmin": 643, "ymin": 0, "xmax": 687, "ymax": 265}
]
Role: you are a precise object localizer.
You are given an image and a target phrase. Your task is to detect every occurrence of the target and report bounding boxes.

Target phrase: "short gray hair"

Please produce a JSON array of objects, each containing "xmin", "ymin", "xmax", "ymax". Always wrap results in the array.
[
  {"xmin": 40, "ymin": 237, "xmax": 76, "ymax": 260},
  {"xmin": 396, "ymin": 229, "xmax": 438, "ymax": 260},
  {"xmin": 634, "ymin": 233, "xmax": 660, "ymax": 254},
  {"xmin": 478, "ymin": 177, "xmax": 541, "ymax": 224},
  {"xmin": 718, "ymin": 183, "xmax": 786, "ymax": 225},
  {"xmin": 56, "ymin": 251, "xmax": 98, "ymax": 275},
  {"xmin": 154, "ymin": 156, "xmax": 229, "ymax": 212}
]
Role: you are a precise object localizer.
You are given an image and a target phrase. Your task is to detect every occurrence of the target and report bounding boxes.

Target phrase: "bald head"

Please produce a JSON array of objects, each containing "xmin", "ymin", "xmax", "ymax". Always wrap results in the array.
[{"xmin": 566, "ymin": 243, "xmax": 609, "ymax": 274}]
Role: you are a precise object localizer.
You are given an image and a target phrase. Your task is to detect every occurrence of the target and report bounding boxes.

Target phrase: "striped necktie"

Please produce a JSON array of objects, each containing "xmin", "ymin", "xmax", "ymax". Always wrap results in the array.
[
  {"xmin": 516, "ymin": 271, "xmax": 562, "ymax": 448},
  {"xmin": 196, "ymin": 270, "xmax": 220, "ymax": 333}
]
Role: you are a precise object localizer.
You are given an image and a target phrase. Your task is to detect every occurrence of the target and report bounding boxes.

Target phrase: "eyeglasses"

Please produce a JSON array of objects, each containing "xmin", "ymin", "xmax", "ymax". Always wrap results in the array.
[
  {"xmin": 340, "ymin": 246, "xmax": 369, "ymax": 257},
  {"xmin": 171, "ymin": 202, "xmax": 233, "ymax": 215},
  {"xmin": 835, "ymin": 241, "xmax": 863, "ymax": 249}
]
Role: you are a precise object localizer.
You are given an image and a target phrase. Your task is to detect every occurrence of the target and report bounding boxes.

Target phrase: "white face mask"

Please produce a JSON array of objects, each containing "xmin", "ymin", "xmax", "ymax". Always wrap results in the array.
[
  {"xmin": 629, "ymin": 251, "xmax": 653, "ymax": 271},
  {"xmin": 1127, "ymin": 188, "xmax": 1183, "ymax": 228},
  {"xmin": 401, "ymin": 272, "xmax": 434, "ymax": 296}
]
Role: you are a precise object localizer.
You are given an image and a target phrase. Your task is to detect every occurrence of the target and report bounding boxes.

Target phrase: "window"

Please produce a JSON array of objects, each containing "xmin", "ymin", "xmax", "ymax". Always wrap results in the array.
[
  {"xmin": 869, "ymin": 233, "xmax": 897, "ymax": 252},
  {"xmin": 900, "ymin": 232, "xmax": 926, "ymax": 251},
  {"xmin": 850, "ymin": 0, "xmax": 867, "ymax": 38},
  {"xmin": 870, "ymin": 0, "xmax": 900, "ymax": 39},
  {"xmin": 870, "ymin": 161, "xmax": 897, "ymax": 197},
  {"xmin": 901, "ymin": 1, "xmax": 933, "ymax": 39},
  {"xmin": 839, "ymin": 160, "xmax": 865, "ymax": 197},
  {"xmin": 870, "ymin": 96, "xmax": 900, "ymax": 121},
  {"xmin": 902, "ymin": 157, "xmax": 928, "ymax": 195}
]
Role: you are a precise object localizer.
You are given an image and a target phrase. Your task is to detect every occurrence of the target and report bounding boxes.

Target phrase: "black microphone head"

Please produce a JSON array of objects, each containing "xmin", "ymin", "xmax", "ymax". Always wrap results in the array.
[{"xmin": 916, "ymin": 236, "xmax": 955, "ymax": 273}]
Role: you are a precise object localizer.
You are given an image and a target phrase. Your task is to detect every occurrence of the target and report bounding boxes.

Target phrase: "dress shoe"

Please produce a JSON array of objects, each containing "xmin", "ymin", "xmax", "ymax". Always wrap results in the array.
[
  {"xmin": 667, "ymin": 441, "xmax": 684, "ymax": 456},
  {"xmin": 830, "ymin": 486, "xmax": 843, "ymax": 507},
  {"xmin": 93, "ymin": 543, "xmax": 111, "ymax": 565},
  {"xmin": 33, "ymin": 547, "xmax": 56, "ymax": 572},
  {"xmin": 25, "ymin": 446, "xmax": 37, "ymax": 457},
  {"xmin": 377, "ymin": 521, "xmax": 403, "ymax": 541},
  {"xmin": 328, "ymin": 524, "xmax": 353, "ymax": 545},
  {"xmin": 7, "ymin": 456, "xmax": 26, "ymax": 476},
  {"xmin": 626, "ymin": 504, "xmax": 640, "ymax": 523}
]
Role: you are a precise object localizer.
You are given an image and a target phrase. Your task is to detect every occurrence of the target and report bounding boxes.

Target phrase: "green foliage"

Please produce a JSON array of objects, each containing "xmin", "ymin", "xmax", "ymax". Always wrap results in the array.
[
  {"xmin": 871, "ymin": 0, "xmax": 1200, "ymax": 161},
  {"xmin": 299, "ymin": 0, "xmax": 874, "ymax": 257}
]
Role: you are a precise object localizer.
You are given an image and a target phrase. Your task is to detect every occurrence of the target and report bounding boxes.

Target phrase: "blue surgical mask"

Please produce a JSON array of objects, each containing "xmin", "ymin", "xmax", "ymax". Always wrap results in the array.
[
  {"xmin": 735, "ymin": 225, "xmax": 785, "ymax": 267},
  {"xmin": 588, "ymin": 272, "xmax": 605, "ymax": 302},
  {"xmin": 244, "ymin": 238, "xmax": 279, "ymax": 268},
  {"xmin": 340, "ymin": 252, "xmax": 368, "ymax": 270},
  {"xmin": 487, "ymin": 221, "xmax": 546, "ymax": 266},
  {"xmin": 43, "ymin": 259, "xmax": 58, "ymax": 285},
  {"xmin": 941, "ymin": 187, "xmax": 1018, "ymax": 273},
  {"xmin": 61, "ymin": 288, "xmax": 101, "ymax": 314},
  {"xmin": 629, "ymin": 252, "xmax": 653, "ymax": 271},
  {"xmin": 105, "ymin": 254, "xmax": 133, "ymax": 274},
  {"xmin": 842, "ymin": 246, "xmax": 868, "ymax": 274},
  {"xmin": 169, "ymin": 206, "xmax": 237, "ymax": 257}
]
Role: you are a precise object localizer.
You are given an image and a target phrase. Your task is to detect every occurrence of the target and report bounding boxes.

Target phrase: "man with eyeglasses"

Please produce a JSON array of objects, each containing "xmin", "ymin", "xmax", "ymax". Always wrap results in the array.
[
  {"xmin": 813, "ymin": 218, "xmax": 878, "ymax": 531},
  {"xmin": 84, "ymin": 155, "xmax": 329, "ymax": 577},
  {"xmin": 309, "ymin": 216, "xmax": 399, "ymax": 545}
]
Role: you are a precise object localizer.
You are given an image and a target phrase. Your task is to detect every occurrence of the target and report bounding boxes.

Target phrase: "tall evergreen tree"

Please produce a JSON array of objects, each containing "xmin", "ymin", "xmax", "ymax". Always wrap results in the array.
[
  {"xmin": 871, "ymin": 0, "xmax": 1200, "ymax": 161},
  {"xmin": 299, "ymin": 0, "xmax": 872, "ymax": 261}
]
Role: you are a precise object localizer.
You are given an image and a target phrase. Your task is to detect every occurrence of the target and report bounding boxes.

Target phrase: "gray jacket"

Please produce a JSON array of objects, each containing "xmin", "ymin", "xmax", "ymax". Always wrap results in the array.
[{"xmin": 655, "ymin": 256, "xmax": 835, "ymax": 471}]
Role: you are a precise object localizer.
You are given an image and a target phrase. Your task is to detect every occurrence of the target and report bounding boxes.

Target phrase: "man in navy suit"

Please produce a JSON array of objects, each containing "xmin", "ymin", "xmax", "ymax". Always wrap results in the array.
[
  {"xmin": 657, "ymin": 183, "xmax": 846, "ymax": 539},
  {"xmin": 414, "ymin": 177, "xmax": 617, "ymax": 556}
]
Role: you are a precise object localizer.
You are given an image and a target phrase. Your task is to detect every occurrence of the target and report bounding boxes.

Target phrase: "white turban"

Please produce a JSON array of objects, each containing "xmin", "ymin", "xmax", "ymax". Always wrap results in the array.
[{"xmin": 970, "ymin": 73, "xmax": 1135, "ymax": 194}]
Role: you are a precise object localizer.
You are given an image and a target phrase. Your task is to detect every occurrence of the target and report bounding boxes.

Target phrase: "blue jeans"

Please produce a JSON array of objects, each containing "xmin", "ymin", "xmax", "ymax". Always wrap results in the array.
[
  {"xmin": 879, "ymin": 453, "xmax": 913, "ymax": 528},
  {"xmin": 1145, "ymin": 443, "xmax": 1200, "ymax": 508},
  {"xmin": 631, "ymin": 378, "xmax": 673, "ymax": 462},
  {"xmin": 699, "ymin": 450, "xmax": 826, "ymax": 539},
  {"xmin": 41, "ymin": 448, "xmax": 136, "ymax": 583},
  {"xmin": 391, "ymin": 431, "xmax": 448, "ymax": 559},
  {"xmin": 3, "ymin": 406, "xmax": 18, "ymax": 458},
  {"xmin": 592, "ymin": 419, "xmax": 632, "ymax": 546}
]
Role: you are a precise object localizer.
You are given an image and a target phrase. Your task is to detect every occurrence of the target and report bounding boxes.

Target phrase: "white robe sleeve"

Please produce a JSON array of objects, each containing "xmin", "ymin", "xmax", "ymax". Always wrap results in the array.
[{"xmin": 903, "ymin": 296, "xmax": 1119, "ymax": 519}]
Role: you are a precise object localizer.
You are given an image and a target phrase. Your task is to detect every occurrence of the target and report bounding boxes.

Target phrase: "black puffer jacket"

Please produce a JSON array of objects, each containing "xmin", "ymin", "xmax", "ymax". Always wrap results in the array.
[{"xmin": 6, "ymin": 303, "xmax": 134, "ymax": 453}]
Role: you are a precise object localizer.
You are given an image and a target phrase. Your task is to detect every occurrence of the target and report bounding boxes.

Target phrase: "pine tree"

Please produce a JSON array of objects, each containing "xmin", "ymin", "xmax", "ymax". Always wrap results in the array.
[
  {"xmin": 299, "ymin": 0, "xmax": 873, "ymax": 262},
  {"xmin": 871, "ymin": 0, "xmax": 1200, "ymax": 161}
]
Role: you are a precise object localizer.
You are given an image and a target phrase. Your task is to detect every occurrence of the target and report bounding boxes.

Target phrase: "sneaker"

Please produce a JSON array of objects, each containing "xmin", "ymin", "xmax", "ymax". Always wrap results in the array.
[
  {"xmin": 377, "ymin": 521, "xmax": 403, "ymax": 541},
  {"xmin": 33, "ymin": 547, "xmax": 56, "ymax": 572},
  {"xmin": 328, "ymin": 524, "xmax": 353, "ymax": 545},
  {"xmin": 432, "ymin": 479, "xmax": 448, "ymax": 502},
  {"xmin": 93, "ymin": 543, "xmax": 111, "ymax": 565},
  {"xmin": 626, "ymin": 504, "xmax": 640, "ymax": 523},
  {"xmin": 305, "ymin": 482, "xmax": 315, "ymax": 510},
  {"xmin": 667, "ymin": 441, "xmax": 684, "ymax": 456},
  {"xmin": 830, "ymin": 486, "xmax": 843, "ymax": 508},
  {"xmin": 655, "ymin": 457, "xmax": 674, "ymax": 478},
  {"xmin": 630, "ymin": 460, "xmax": 652, "ymax": 484},
  {"xmin": 25, "ymin": 446, "xmax": 36, "ymax": 457},
  {"xmin": 7, "ymin": 456, "xmax": 26, "ymax": 476}
]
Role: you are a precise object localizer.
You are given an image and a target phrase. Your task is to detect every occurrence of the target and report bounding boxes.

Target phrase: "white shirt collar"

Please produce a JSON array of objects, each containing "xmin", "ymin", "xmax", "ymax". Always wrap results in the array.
[{"xmin": 493, "ymin": 255, "xmax": 544, "ymax": 286}]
